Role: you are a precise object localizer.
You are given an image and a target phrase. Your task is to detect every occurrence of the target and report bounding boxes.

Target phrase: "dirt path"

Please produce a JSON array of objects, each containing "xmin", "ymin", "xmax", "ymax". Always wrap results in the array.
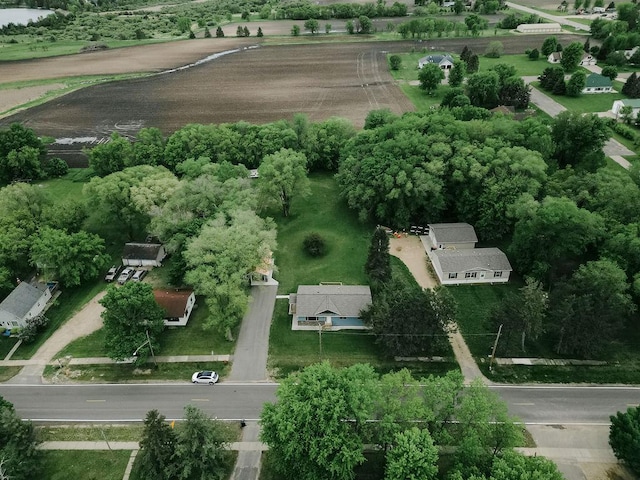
[
  {"xmin": 389, "ymin": 235, "xmax": 488, "ymax": 384},
  {"xmin": 6, "ymin": 291, "xmax": 106, "ymax": 384}
]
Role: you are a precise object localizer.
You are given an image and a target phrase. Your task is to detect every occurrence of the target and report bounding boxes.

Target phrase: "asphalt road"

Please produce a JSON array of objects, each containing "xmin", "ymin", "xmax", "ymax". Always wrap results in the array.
[{"xmin": 0, "ymin": 383, "xmax": 638, "ymax": 424}]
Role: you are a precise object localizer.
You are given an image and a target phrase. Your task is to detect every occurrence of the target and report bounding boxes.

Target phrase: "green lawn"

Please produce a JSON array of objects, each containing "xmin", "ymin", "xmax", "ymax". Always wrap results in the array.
[
  {"xmin": 273, "ymin": 173, "xmax": 372, "ymax": 294},
  {"xmin": 44, "ymin": 360, "xmax": 230, "ymax": 382},
  {"xmin": 531, "ymin": 81, "xmax": 625, "ymax": 113},
  {"xmin": 39, "ymin": 424, "xmax": 145, "ymax": 442},
  {"xmin": 41, "ymin": 450, "xmax": 131, "ymax": 480}
]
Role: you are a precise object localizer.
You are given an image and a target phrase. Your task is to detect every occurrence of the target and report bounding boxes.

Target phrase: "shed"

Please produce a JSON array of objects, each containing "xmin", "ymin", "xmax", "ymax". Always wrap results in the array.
[
  {"xmin": 289, "ymin": 285, "xmax": 372, "ymax": 331},
  {"xmin": 517, "ymin": 23, "xmax": 561, "ymax": 34},
  {"xmin": 122, "ymin": 243, "xmax": 166, "ymax": 267},
  {"xmin": 0, "ymin": 282, "xmax": 51, "ymax": 329},
  {"xmin": 582, "ymin": 73, "xmax": 612, "ymax": 94},
  {"xmin": 430, "ymin": 248, "xmax": 512, "ymax": 285},
  {"xmin": 154, "ymin": 290, "xmax": 196, "ymax": 327}
]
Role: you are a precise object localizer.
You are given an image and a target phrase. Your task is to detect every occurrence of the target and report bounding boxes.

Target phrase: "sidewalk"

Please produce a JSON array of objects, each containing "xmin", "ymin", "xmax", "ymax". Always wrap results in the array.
[{"xmin": 0, "ymin": 354, "xmax": 232, "ymax": 368}]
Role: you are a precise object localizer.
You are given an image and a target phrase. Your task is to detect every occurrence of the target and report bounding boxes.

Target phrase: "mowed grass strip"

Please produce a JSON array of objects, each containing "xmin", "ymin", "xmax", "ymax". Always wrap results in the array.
[
  {"xmin": 39, "ymin": 424, "xmax": 145, "ymax": 442},
  {"xmin": 273, "ymin": 173, "xmax": 372, "ymax": 294},
  {"xmin": 41, "ymin": 450, "xmax": 132, "ymax": 480},
  {"xmin": 530, "ymin": 81, "xmax": 626, "ymax": 113}
]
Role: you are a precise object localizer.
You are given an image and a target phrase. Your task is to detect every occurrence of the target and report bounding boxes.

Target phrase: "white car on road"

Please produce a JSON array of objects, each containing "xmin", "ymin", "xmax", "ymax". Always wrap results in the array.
[{"xmin": 191, "ymin": 371, "xmax": 219, "ymax": 385}]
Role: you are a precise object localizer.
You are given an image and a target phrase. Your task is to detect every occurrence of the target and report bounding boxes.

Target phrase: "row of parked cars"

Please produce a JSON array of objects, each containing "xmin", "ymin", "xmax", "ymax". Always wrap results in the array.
[{"xmin": 104, "ymin": 265, "xmax": 147, "ymax": 284}]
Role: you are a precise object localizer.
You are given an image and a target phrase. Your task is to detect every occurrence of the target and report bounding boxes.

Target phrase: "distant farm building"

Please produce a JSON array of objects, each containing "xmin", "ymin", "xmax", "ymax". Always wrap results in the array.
[{"xmin": 516, "ymin": 23, "xmax": 561, "ymax": 34}]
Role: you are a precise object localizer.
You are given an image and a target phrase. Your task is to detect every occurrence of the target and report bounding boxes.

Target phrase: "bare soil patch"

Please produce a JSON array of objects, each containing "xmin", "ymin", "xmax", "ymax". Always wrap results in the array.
[{"xmin": 0, "ymin": 83, "xmax": 65, "ymax": 113}]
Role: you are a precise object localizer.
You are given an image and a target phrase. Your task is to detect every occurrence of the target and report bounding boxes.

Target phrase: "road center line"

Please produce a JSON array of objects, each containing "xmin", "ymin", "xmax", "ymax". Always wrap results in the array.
[
  {"xmin": 513, "ymin": 402, "xmax": 535, "ymax": 406},
  {"xmin": 86, "ymin": 399, "xmax": 106, "ymax": 403},
  {"xmin": 190, "ymin": 398, "xmax": 209, "ymax": 402}
]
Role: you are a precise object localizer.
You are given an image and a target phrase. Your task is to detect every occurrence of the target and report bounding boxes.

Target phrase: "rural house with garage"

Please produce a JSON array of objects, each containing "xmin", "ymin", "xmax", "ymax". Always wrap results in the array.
[
  {"xmin": 0, "ymin": 281, "xmax": 52, "ymax": 330},
  {"xmin": 582, "ymin": 73, "xmax": 612, "ymax": 93},
  {"xmin": 418, "ymin": 54, "xmax": 454, "ymax": 70},
  {"xmin": 288, "ymin": 285, "xmax": 372, "ymax": 331},
  {"xmin": 122, "ymin": 242, "xmax": 167, "ymax": 267},
  {"xmin": 421, "ymin": 223, "xmax": 512, "ymax": 285},
  {"xmin": 612, "ymin": 98, "xmax": 640, "ymax": 117},
  {"xmin": 153, "ymin": 289, "xmax": 196, "ymax": 327}
]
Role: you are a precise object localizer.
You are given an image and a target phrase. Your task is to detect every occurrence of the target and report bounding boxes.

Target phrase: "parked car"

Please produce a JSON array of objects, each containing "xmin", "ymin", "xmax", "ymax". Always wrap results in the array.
[
  {"xmin": 191, "ymin": 371, "xmax": 219, "ymax": 385},
  {"xmin": 104, "ymin": 265, "xmax": 122, "ymax": 282},
  {"xmin": 117, "ymin": 268, "xmax": 134, "ymax": 285},
  {"xmin": 131, "ymin": 269, "xmax": 147, "ymax": 282}
]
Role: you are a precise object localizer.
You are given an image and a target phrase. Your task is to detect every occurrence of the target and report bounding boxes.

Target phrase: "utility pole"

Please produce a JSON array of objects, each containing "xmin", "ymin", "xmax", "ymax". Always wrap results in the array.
[
  {"xmin": 489, "ymin": 323, "xmax": 503, "ymax": 373},
  {"xmin": 146, "ymin": 329, "xmax": 157, "ymax": 368}
]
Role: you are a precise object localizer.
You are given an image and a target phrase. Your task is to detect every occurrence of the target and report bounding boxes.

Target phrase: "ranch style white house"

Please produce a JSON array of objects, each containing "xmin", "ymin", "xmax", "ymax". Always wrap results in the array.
[
  {"xmin": 122, "ymin": 242, "xmax": 167, "ymax": 267},
  {"xmin": 418, "ymin": 54, "xmax": 454, "ymax": 70},
  {"xmin": 612, "ymin": 98, "xmax": 640, "ymax": 117},
  {"xmin": 288, "ymin": 285, "xmax": 372, "ymax": 331},
  {"xmin": 0, "ymin": 281, "xmax": 52, "ymax": 330},
  {"xmin": 153, "ymin": 289, "xmax": 196, "ymax": 327},
  {"xmin": 582, "ymin": 73, "xmax": 613, "ymax": 94},
  {"xmin": 421, "ymin": 223, "xmax": 512, "ymax": 285}
]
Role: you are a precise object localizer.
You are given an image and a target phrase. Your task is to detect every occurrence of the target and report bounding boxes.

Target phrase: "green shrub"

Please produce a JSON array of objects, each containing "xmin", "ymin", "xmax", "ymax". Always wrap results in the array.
[{"xmin": 303, "ymin": 233, "xmax": 326, "ymax": 257}]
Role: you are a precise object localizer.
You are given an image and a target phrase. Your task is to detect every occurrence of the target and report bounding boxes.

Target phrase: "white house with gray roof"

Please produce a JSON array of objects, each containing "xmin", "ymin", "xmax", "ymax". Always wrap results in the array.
[
  {"xmin": 430, "ymin": 248, "xmax": 512, "ymax": 285},
  {"xmin": 288, "ymin": 285, "xmax": 372, "ymax": 331},
  {"xmin": 418, "ymin": 54, "xmax": 454, "ymax": 70},
  {"xmin": 0, "ymin": 282, "xmax": 51, "ymax": 330},
  {"xmin": 421, "ymin": 223, "xmax": 512, "ymax": 285}
]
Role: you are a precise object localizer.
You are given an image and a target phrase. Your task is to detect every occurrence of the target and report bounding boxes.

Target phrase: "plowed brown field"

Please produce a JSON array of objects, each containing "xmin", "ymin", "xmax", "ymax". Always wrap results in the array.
[{"xmin": 0, "ymin": 34, "xmax": 583, "ymax": 146}]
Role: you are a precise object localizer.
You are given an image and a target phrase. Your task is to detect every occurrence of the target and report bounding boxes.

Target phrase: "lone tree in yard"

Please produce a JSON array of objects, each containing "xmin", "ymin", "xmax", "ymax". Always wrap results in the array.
[
  {"xmin": 365, "ymin": 227, "xmax": 391, "ymax": 286},
  {"xmin": 566, "ymin": 70, "xmax": 586, "ymax": 96},
  {"xmin": 448, "ymin": 60, "xmax": 466, "ymax": 87},
  {"xmin": 609, "ymin": 405, "xmax": 640, "ymax": 476},
  {"xmin": 560, "ymin": 41, "xmax": 584, "ymax": 72},
  {"xmin": 136, "ymin": 409, "xmax": 177, "ymax": 480},
  {"xmin": 257, "ymin": 148, "xmax": 310, "ymax": 217},
  {"xmin": 418, "ymin": 63, "xmax": 445, "ymax": 95},
  {"xmin": 100, "ymin": 282, "xmax": 165, "ymax": 363}
]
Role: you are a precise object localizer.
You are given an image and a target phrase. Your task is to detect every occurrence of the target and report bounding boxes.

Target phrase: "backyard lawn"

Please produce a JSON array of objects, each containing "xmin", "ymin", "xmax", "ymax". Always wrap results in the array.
[
  {"xmin": 41, "ymin": 450, "xmax": 131, "ymax": 480},
  {"xmin": 273, "ymin": 173, "xmax": 372, "ymax": 294},
  {"xmin": 531, "ymin": 81, "xmax": 625, "ymax": 113}
]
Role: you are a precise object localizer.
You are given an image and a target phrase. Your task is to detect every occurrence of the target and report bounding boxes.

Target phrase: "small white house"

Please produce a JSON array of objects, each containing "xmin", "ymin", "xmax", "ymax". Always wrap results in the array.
[
  {"xmin": 418, "ymin": 54, "xmax": 454, "ymax": 70},
  {"xmin": 430, "ymin": 248, "xmax": 513, "ymax": 285},
  {"xmin": 593, "ymin": 6, "xmax": 606, "ymax": 13},
  {"xmin": 582, "ymin": 73, "xmax": 613, "ymax": 94},
  {"xmin": 516, "ymin": 23, "xmax": 561, "ymax": 34},
  {"xmin": 0, "ymin": 282, "xmax": 51, "ymax": 330},
  {"xmin": 154, "ymin": 290, "xmax": 196, "ymax": 327},
  {"xmin": 288, "ymin": 285, "xmax": 372, "ymax": 331},
  {"xmin": 612, "ymin": 98, "xmax": 640, "ymax": 116},
  {"xmin": 122, "ymin": 243, "xmax": 166, "ymax": 267},
  {"xmin": 548, "ymin": 52, "xmax": 562, "ymax": 63}
]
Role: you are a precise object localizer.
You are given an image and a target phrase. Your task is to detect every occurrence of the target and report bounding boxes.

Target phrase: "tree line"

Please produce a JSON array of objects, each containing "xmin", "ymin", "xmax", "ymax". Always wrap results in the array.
[{"xmin": 260, "ymin": 362, "xmax": 563, "ymax": 480}]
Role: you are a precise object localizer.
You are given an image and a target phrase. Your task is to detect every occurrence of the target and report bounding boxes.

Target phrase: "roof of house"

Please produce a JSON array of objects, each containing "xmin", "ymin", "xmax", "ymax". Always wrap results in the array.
[
  {"xmin": 153, "ymin": 290, "xmax": 194, "ymax": 318},
  {"xmin": 0, "ymin": 282, "xmax": 49, "ymax": 320},
  {"xmin": 419, "ymin": 54, "xmax": 454, "ymax": 65},
  {"xmin": 584, "ymin": 73, "xmax": 612, "ymax": 88},
  {"xmin": 549, "ymin": 52, "xmax": 562, "ymax": 61},
  {"xmin": 428, "ymin": 223, "xmax": 478, "ymax": 244},
  {"xmin": 433, "ymin": 247, "xmax": 512, "ymax": 273},
  {"xmin": 618, "ymin": 99, "xmax": 640, "ymax": 108},
  {"xmin": 293, "ymin": 285, "xmax": 372, "ymax": 318},
  {"xmin": 122, "ymin": 243, "xmax": 163, "ymax": 260}
]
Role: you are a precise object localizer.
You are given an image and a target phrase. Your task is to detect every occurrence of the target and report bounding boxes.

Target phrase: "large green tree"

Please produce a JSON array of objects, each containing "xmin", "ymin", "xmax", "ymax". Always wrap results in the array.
[
  {"xmin": 133, "ymin": 127, "xmax": 166, "ymax": 167},
  {"xmin": 257, "ymin": 148, "xmax": 310, "ymax": 217},
  {"xmin": 260, "ymin": 362, "xmax": 376, "ymax": 480},
  {"xmin": 30, "ymin": 227, "xmax": 110, "ymax": 287},
  {"xmin": 0, "ymin": 123, "xmax": 45, "ymax": 184},
  {"xmin": 466, "ymin": 71, "xmax": 500, "ymax": 108},
  {"xmin": 365, "ymin": 227, "xmax": 391, "ymax": 286},
  {"xmin": 175, "ymin": 405, "xmax": 233, "ymax": 480},
  {"xmin": 184, "ymin": 209, "xmax": 276, "ymax": 336},
  {"xmin": 362, "ymin": 281, "xmax": 456, "ymax": 357},
  {"xmin": 88, "ymin": 132, "xmax": 134, "ymax": 176},
  {"xmin": 418, "ymin": 63, "xmax": 445, "ymax": 95},
  {"xmin": 551, "ymin": 111, "xmax": 608, "ymax": 171},
  {"xmin": 609, "ymin": 405, "xmax": 640, "ymax": 476},
  {"xmin": 100, "ymin": 282, "xmax": 165, "ymax": 362},
  {"xmin": 551, "ymin": 258, "xmax": 635, "ymax": 356},
  {"xmin": 136, "ymin": 409, "xmax": 178, "ymax": 480},
  {"xmin": 560, "ymin": 41, "xmax": 585, "ymax": 71},
  {"xmin": 0, "ymin": 395, "xmax": 41, "ymax": 480},
  {"xmin": 384, "ymin": 427, "xmax": 438, "ymax": 480},
  {"xmin": 448, "ymin": 60, "xmax": 466, "ymax": 88}
]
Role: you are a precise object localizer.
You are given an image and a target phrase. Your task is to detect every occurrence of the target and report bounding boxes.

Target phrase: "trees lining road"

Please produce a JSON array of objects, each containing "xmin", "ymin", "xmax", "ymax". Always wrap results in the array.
[{"xmin": 0, "ymin": 383, "xmax": 638, "ymax": 425}]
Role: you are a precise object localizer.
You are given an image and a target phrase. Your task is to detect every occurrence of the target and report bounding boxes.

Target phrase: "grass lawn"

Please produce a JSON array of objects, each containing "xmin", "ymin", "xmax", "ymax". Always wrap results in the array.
[
  {"xmin": 0, "ymin": 336, "xmax": 19, "ymax": 358},
  {"xmin": 0, "ymin": 366, "xmax": 22, "ymax": 382},
  {"xmin": 531, "ymin": 81, "xmax": 625, "ymax": 113},
  {"xmin": 39, "ymin": 424, "xmax": 145, "ymax": 442},
  {"xmin": 43, "ymin": 360, "xmax": 230, "ymax": 382},
  {"xmin": 57, "ymin": 296, "xmax": 236, "ymax": 359},
  {"xmin": 41, "ymin": 450, "xmax": 131, "ymax": 480},
  {"xmin": 273, "ymin": 173, "xmax": 372, "ymax": 294},
  {"xmin": 399, "ymin": 83, "xmax": 448, "ymax": 111}
]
